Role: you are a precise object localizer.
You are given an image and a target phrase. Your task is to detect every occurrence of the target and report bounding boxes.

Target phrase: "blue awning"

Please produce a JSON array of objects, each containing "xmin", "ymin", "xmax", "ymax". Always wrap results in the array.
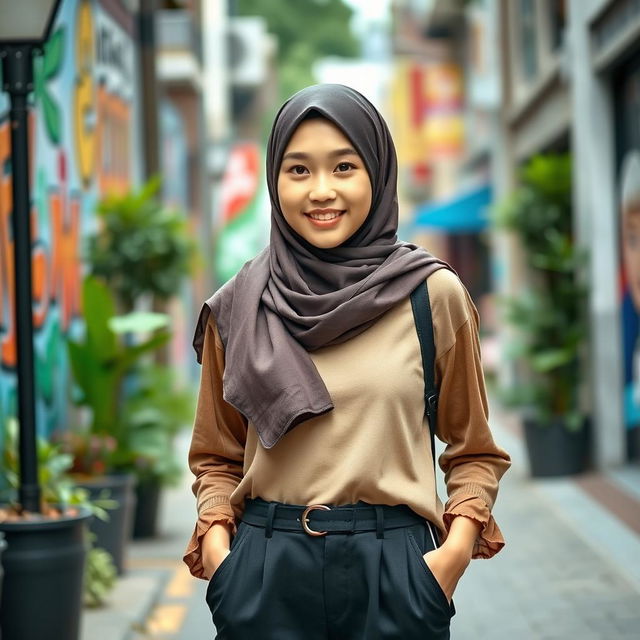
[{"xmin": 413, "ymin": 185, "xmax": 493, "ymax": 232}]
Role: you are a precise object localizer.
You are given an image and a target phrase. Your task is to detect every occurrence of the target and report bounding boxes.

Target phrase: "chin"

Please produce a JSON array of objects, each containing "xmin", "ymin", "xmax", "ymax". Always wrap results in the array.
[{"xmin": 308, "ymin": 238, "xmax": 343, "ymax": 249}]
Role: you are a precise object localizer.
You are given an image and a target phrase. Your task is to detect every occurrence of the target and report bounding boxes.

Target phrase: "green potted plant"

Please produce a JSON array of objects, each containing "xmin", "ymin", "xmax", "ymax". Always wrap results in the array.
[
  {"xmin": 86, "ymin": 177, "xmax": 197, "ymax": 535},
  {"xmin": 0, "ymin": 530, "xmax": 5, "ymax": 603},
  {"xmin": 87, "ymin": 175, "xmax": 196, "ymax": 314},
  {"xmin": 56, "ymin": 275, "xmax": 171, "ymax": 573},
  {"xmin": 83, "ymin": 532, "xmax": 118, "ymax": 608},
  {"xmin": 0, "ymin": 418, "xmax": 116, "ymax": 639},
  {"xmin": 493, "ymin": 153, "xmax": 590, "ymax": 477},
  {"xmin": 120, "ymin": 363, "xmax": 194, "ymax": 537}
]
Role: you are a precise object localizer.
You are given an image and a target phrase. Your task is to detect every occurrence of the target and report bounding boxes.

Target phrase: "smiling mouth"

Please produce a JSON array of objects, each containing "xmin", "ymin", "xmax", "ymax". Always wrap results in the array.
[{"xmin": 305, "ymin": 210, "xmax": 345, "ymax": 221}]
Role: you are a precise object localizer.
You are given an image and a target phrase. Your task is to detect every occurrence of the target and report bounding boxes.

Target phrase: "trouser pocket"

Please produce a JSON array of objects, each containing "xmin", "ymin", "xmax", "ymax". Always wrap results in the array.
[
  {"xmin": 406, "ymin": 525, "xmax": 454, "ymax": 615},
  {"xmin": 374, "ymin": 522, "xmax": 454, "ymax": 640},
  {"xmin": 205, "ymin": 521, "xmax": 253, "ymax": 627},
  {"xmin": 206, "ymin": 524, "xmax": 327, "ymax": 640},
  {"xmin": 205, "ymin": 521, "xmax": 250, "ymax": 599}
]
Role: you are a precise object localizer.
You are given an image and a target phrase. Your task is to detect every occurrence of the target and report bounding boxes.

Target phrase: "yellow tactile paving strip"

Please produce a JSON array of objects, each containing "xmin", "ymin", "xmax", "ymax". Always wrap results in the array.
[
  {"xmin": 131, "ymin": 563, "xmax": 195, "ymax": 638},
  {"xmin": 165, "ymin": 564, "xmax": 195, "ymax": 599},
  {"xmin": 146, "ymin": 604, "xmax": 188, "ymax": 635}
]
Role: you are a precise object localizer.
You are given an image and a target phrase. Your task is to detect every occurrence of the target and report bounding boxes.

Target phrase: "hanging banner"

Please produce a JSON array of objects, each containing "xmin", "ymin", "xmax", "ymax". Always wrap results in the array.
[
  {"xmin": 422, "ymin": 62, "xmax": 464, "ymax": 158},
  {"xmin": 214, "ymin": 142, "xmax": 269, "ymax": 284}
]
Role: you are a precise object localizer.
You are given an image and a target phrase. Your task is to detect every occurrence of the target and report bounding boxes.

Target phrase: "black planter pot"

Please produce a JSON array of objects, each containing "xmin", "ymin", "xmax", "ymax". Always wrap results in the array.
[
  {"xmin": 133, "ymin": 478, "xmax": 162, "ymax": 539},
  {"xmin": 77, "ymin": 473, "xmax": 136, "ymax": 575},
  {"xmin": 0, "ymin": 531, "xmax": 6, "ymax": 605},
  {"xmin": 0, "ymin": 507, "xmax": 91, "ymax": 640},
  {"xmin": 523, "ymin": 416, "xmax": 590, "ymax": 477}
]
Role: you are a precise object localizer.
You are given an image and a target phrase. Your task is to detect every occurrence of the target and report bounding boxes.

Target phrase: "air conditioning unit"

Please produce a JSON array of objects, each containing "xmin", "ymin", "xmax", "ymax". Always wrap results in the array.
[{"xmin": 227, "ymin": 17, "xmax": 268, "ymax": 87}]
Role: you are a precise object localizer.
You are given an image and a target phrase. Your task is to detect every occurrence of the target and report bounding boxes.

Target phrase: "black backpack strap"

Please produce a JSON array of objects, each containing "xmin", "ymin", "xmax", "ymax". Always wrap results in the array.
[{"xmin": 410, "ymin": 280, "xmax": 438, "ymax": 467}]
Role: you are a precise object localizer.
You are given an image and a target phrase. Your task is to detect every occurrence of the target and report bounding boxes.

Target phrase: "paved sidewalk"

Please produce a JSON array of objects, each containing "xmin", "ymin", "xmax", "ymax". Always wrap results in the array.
[
  {"xmin": 83, "ymin": 400, "xmax": 640, "ymax": 639},
  {"xmin": 448, "ymin": 403, "xmax": 640, "ymax": 639},
  {"xmin": 449, "ymin": 441, "xmax": 640, "ymax": 637},
  {"xmin": 80, "ymin": 433, "xmax": 196, "ymax": 640}
]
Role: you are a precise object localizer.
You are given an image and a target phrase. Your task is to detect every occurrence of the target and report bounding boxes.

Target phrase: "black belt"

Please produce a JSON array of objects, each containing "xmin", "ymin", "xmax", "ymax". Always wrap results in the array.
[{"xmin": 241, "ymin": 498, "xmax": 426, "ymax": 538}]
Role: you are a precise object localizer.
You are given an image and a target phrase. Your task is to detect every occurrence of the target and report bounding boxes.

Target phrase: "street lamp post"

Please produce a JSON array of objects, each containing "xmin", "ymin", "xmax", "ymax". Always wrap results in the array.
[{"xmin": 0, "ymin": 0, "xmax": 62, "ymax": 514}]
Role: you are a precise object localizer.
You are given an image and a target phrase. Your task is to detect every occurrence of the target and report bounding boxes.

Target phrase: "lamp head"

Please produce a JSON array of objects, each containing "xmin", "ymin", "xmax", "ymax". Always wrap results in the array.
[{"xmin": 0, "ymin": 0, "xmax": 62, "ymax": 45}]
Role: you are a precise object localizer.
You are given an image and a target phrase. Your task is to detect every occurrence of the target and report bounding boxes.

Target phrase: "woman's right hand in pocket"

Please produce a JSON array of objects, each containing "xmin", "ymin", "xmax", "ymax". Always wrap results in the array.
[{"xmin": 202, "ymin": 522, "xmax": 233, "ymax": 580}]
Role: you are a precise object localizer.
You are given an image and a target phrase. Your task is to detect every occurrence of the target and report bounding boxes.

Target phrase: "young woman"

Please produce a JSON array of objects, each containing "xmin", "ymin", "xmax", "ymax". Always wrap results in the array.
[{"xmin": 184, "ymin": 84, "xmax": 511, "ymax": 640}]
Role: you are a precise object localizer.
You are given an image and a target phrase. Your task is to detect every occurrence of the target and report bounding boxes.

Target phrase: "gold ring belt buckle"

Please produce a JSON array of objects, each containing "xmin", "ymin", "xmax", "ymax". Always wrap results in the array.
[{"xmin": 301, "ymin": 504, "xmax": 331, "ymax": 536}]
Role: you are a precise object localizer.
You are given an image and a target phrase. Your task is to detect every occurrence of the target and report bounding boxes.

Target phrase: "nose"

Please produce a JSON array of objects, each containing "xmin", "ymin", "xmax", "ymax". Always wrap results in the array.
[{"xmin": 309, "ymin": 175, "xmax": 336, "ymax": 202}]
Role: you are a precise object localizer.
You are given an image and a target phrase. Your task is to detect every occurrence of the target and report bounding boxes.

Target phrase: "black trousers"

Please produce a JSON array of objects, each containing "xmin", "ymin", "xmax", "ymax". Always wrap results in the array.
[{"xmin": 206, "ymin": 499, "xmax": 455, "ymax": 639}]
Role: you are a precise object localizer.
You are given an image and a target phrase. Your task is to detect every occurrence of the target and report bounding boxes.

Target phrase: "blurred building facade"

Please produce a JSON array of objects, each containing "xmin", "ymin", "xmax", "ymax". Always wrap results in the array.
[
  {"xmin": 208, "ymin": 4, "xmax": 275, "ymax": 286},
  {"xmin": 492, "ymin": 0, "xmax": 640, "ymax": 467},
  {"xmin": 390, "ymin": 0, "xmax": 498, "ymax": 361},
  {"xmin": 392, "ymin": 0, "xmax": 640, "ymax": 468},
  {"xmin": 568, "ymin": 0, "xmax": 640, "ymax": 465}
]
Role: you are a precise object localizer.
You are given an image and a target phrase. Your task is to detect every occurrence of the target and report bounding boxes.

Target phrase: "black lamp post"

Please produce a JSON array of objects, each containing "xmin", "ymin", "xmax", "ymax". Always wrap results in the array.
[{"xmin": 0, "ymin": 0, "xmax": 62, "ymax": 514}]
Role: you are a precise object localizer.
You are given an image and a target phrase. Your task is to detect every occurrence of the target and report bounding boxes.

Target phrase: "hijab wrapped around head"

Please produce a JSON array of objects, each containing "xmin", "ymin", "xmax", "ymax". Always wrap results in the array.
[{"xmin": 194, "ymin": 84, "xmax": 452, "ymax": 449}]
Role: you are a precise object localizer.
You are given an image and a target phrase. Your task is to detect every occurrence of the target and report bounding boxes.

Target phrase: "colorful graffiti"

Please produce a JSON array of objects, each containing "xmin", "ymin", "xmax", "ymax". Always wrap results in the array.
[{"xmin": 0, "ymin": 0, "xmax": 140, "ymax": 443}]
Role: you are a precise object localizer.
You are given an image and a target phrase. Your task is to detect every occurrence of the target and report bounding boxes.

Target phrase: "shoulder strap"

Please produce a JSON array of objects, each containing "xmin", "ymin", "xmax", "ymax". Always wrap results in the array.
[{"xmin": 410, "ymin": 280, "xmax": 438, "ymax": 467}]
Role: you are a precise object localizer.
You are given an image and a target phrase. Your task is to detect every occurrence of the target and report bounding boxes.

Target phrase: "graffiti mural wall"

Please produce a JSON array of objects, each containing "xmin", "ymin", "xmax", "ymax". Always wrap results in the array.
[{"xmin": 0, "ymin": 0, "xmax": 141, "ymax": 444}]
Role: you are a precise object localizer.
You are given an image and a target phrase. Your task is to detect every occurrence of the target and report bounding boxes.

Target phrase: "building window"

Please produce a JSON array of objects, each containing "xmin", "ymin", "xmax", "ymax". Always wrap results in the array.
[
  {"xmin": 519, "ymin": 0, "xmax": 538, "ymax": 80},
  {"xmin": 547, "ymin": 0, "xmax": 566, "ymax": 51}
]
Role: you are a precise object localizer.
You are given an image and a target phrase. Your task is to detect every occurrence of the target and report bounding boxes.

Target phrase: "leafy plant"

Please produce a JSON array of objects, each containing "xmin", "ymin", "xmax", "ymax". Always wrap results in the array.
[
  {"xmin": 237, "ymin": 0, "xmax": 359, "ymax": 105},
  {"xmin": 81, "ymin": 179, "xmax": 196, "ymax": 491},
  {"xmin": 493, "ymin": 154, "xmax": 587, "ymax": 430},
  {"xmin": 65, "ymin": 276, "xmax": 171, "ymax": 475},
  {"xmin": 119, "ymin": 364, "xmax": 194, "ymax": 486},
  {"xmin": 87, "ymin": 176, "xmax": 196, "ymax": 313},
  {"xmin": 0, "ymin": 418, "xmax": 114, "ymax": 520},
  {"xmin": 83, "ymin": 533, "xmax": 118, "ymax": 608},
  {"xmin": 0, "ymin": 418, "xmax": 118, "ymax": 606},
  {"xmin": 50, "ymin": 431, "xmax": 118, "ymax": 478}
]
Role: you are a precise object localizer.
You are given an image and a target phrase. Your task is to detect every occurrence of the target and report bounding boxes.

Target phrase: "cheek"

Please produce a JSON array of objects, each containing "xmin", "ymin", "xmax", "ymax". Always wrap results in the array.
[
  {"xmin": 353, "ymin": 179, "xmax": 372, "ymax": 217},
  {"xmin": 277, "ymin": 178, "xmax": 297, "ymax": 212}
]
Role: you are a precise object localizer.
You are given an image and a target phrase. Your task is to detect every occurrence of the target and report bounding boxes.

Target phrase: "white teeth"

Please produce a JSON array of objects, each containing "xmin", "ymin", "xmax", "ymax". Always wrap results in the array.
[{"xmin": 308, "ymin": 212, "xmax": 342, "ymax": 220}]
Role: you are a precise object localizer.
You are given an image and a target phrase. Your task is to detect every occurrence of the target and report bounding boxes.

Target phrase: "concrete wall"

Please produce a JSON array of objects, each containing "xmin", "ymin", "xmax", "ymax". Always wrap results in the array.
[{"xmin": 569, "ymin": 0, "xmax": 625, "ymax": 467}]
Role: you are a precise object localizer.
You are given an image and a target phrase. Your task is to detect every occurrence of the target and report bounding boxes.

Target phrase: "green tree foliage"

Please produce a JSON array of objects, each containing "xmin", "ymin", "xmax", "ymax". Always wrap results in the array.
[
  {"xmin": 237, "ymin": 0, "xmax": 359, "ymax": 102},
  {"xmin": 87, "ymin": 176, "xmax": 196, "ymax": 313}
]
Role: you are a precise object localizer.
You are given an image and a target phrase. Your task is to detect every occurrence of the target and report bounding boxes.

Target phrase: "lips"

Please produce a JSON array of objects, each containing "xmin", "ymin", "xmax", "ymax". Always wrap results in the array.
[{"xmin": 305, "ymin": 209, "xmax": 345, "ymax": 221}]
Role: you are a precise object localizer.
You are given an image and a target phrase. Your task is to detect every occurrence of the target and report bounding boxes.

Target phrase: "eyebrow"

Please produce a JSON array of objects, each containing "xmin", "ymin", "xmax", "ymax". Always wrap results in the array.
[{"xmin": 281, "ymin": 147, "xmax": 359, "ymax": 162}]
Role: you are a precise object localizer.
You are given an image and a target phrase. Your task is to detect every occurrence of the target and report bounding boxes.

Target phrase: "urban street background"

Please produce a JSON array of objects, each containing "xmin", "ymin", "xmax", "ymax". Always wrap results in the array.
[{"xmin": 0, "ymin": 1, "xmax": 639, "ymax": 639}]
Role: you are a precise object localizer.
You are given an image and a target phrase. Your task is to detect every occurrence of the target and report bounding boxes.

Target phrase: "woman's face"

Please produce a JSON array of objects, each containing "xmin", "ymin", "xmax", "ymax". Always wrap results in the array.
[{"xmin": 277, "ymin": 118, "xmax": 372, "ymax": 249}]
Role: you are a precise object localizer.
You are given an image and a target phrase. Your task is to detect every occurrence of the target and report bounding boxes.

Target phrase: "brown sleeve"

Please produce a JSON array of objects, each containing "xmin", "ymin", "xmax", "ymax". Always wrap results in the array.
[
  {"xmin": 182, "ymin": 314, "xmax": 248, "ymax": 580},
  {"xmin": 431, "ymin": 273, "xmax": 511, "ymax": 559}
]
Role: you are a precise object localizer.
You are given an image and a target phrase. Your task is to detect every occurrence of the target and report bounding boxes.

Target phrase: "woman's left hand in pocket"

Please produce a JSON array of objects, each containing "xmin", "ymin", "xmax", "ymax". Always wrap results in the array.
[{"xmin": 422, "ymin": 545, "xmax": 471, "ymax": 603}]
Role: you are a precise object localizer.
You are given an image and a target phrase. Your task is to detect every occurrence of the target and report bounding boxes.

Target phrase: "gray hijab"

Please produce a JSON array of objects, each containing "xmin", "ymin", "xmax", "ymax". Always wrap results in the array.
[{"xmin": 194, "ymin": 84, "xmax": 452, "ymax": 449}]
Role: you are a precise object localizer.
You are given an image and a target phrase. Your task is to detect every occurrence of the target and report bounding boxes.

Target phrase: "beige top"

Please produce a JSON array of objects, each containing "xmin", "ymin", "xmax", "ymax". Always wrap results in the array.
[{"xmin": 184, "ymin": 269, "xmax": 511, "ymax": 579}]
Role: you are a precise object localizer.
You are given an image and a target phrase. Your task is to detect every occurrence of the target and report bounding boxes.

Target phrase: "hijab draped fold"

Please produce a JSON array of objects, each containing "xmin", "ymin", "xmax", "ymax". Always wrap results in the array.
[{"xmin": 193, "ymin": 84, "xmax": 452, "ymax": 449}]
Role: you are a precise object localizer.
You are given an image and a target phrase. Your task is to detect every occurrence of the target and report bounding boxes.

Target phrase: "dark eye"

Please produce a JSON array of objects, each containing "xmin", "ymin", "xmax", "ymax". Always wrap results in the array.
[
  {"xmin": 291, "ymin": 165, "xmax": 308, "ymax": 175},
  {"xmin": 336, "ymin": 162, "xmax": 354, "ymax": 172}
]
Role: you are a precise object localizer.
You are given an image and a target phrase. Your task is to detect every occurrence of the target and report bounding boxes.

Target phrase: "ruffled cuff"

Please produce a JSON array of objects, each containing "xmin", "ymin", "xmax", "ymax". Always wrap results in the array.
[
  {"xmin": 183, "ymin": 500, "xmax": 238, "ymax": 580},
  {"xmin": 442, "ymin": 493, "xmax": 505, "ymax": 559}
]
